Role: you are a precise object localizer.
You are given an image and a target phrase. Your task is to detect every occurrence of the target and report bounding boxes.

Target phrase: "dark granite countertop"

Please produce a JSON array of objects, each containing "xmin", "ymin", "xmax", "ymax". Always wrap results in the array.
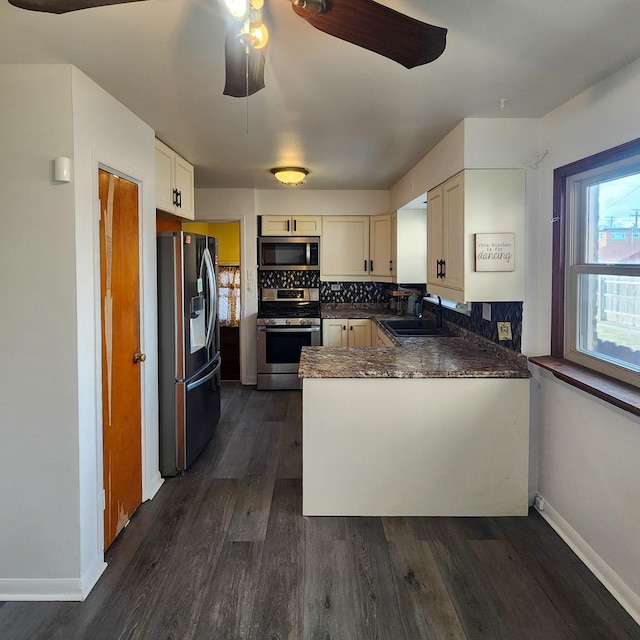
[{"xmin": 299, "ymin": 304, "xmax": 530, "ymax": 380}]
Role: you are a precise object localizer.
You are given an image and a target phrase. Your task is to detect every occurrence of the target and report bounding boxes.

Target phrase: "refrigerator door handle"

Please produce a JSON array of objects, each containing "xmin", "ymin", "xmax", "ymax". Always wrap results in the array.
[
  {"xmin": 202, "ymin": 247, "xmax": 217, "ymax": 353},
  {"xmin": 186, "ymin": 358, "xmax": 221, "ymax": 392}
]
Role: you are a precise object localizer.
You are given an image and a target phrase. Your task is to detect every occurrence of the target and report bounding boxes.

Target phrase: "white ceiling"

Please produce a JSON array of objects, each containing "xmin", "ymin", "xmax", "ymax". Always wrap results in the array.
[{"xmin": 2, "ymin": 0, "xmax": 640, "ymax": 191}]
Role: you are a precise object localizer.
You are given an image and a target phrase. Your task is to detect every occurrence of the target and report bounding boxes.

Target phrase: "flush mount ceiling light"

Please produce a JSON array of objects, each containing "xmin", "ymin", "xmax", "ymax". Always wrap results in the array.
[{"xmin": 270, "ymin": 167, "xmax": 309, "ymax": 186}]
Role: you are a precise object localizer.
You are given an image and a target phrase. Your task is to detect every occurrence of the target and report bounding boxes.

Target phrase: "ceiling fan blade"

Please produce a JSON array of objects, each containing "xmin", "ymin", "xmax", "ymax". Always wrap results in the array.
[
  {"xmin": 292, "ymin": 0, "xmax": 447, "ymax": 69},
  {"xmin": 223, "ymin": 28, "xmax": 266, "ymax": 98},
  {"xmin": 8, "ymin": 0, "xmax": 147, "ymax": 14}
]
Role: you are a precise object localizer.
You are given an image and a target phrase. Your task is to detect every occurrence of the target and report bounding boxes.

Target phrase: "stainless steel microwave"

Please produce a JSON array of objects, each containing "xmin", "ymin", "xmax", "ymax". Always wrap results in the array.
[{"xmin": 258, "ymin": 236, "xmax": 320, "ymax": 270}]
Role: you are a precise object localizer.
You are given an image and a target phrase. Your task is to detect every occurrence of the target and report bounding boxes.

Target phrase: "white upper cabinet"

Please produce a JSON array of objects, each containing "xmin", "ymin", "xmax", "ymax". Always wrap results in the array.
[
  {"xmin": 321, "ymin": 216, "xmax": 370, "ymax": 281},
  {"xmin": 427, "ymin": 169, "xmax": 525, "ymax": 303},
  {"xmin": 260, "ymin": 215, "xmax": 322, "ymax": 236},
  {"xmin": 154, "ymin": 139, "xmax": 195, "ymax": 220},
  {"xmin": 369, "ymin": 213, "xmax": 394, "ymax": 282}
]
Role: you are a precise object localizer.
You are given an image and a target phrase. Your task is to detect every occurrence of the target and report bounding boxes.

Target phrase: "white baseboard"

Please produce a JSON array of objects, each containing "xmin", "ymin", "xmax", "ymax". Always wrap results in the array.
[
  {"xmin": 0, "ymin": 559, "xmax": 107, "ymax": 602},
  {"xmin": 536, "ymin": 496, "xmax": 640, "ymax": 626},
  {"xmin": 145, "ymin": 470, "xmax": 164, "ymax": 501}
]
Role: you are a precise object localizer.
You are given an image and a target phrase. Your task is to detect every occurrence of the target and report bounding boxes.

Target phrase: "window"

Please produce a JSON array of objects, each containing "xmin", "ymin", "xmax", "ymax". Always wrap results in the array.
[
  {"xmin": 553, "ymin": 138, "xmax": 640, "ymax": 388},
  {"xmin": 218, "ymin": 266, "xmax": 241, "ymax": 327}
]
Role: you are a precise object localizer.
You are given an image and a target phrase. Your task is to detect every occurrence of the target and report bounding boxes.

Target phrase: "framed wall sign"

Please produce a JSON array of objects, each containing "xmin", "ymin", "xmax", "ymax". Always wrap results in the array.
[{"xmin": 475, "ymin": 233, "xmax": 515, "ymax": 272}]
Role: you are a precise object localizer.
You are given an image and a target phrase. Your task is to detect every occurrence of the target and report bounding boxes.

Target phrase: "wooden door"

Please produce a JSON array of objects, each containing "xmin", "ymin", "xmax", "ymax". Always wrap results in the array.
[{"xmin": 99, "ymin": 169, "xmax": 143, "ymax": 550}]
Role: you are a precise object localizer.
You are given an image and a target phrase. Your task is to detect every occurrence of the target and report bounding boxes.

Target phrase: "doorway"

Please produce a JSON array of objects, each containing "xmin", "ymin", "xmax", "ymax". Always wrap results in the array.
[{"xmin": 99, "ymin": 168, "xmax": 143, "ymax": 550}]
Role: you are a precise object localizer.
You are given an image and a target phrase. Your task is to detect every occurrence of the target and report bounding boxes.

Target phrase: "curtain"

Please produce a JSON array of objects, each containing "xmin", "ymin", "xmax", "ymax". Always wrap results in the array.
[{"xmin": 218, "ymin": 266, "xmax": 241, "ymax": 327}]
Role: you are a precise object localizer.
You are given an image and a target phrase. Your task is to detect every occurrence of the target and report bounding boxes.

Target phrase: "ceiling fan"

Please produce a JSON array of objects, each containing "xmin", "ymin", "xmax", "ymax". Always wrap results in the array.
[{"xmin": 7, "ymin": 0, "xmax": 447, "ymax": 98}]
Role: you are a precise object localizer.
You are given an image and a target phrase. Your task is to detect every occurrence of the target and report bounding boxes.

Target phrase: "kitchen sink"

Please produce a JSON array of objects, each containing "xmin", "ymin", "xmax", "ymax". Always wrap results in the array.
[{"xmin": 381, "ymin": 318, "xmax": 453, "ymax": 337}]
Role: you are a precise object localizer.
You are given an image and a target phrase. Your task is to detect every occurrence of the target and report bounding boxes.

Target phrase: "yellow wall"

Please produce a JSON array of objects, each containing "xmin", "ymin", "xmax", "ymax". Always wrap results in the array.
[
  {"xmin": 182, "ymin": 221, "xmax": 240, "ymax": 265},
  {"xmin": 181, "ymin": 222, "xmax": 210, "ymax": 235},
  {"xmin": 207, "ymin": 222, "xmax": 241, "ymax": 265}
]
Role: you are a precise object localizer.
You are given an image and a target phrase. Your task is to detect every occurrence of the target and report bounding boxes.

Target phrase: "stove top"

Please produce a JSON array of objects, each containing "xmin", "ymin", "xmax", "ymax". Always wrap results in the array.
[{"xmin": 258, "ymin": 287, "xmax": 321, "ymax": 324}]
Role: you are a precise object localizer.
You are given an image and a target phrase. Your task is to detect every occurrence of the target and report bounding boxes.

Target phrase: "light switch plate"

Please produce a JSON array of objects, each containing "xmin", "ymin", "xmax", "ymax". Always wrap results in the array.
[
  {"xmin": 482, "ymin": 303, "xmax": 491, "ymax": 322},
  {"xmin": 497, "ymin": 321, "xmax": 512, "ymax": 341},
  {"xmin": 331, "ymin": 284, "xmax": 341, "ymax": 291}
]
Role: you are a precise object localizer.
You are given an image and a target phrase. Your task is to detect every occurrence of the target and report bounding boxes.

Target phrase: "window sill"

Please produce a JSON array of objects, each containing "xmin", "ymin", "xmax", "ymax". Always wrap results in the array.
[{"xmin": 529, "ymin": 355, "xmax": 640, "ymax": 417}]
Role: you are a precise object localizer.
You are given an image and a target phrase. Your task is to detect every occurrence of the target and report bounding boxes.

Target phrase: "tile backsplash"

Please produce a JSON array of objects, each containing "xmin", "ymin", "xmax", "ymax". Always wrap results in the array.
[
  {"xmin": 258, "ymin": 270, "xmax": 319, "ymax": 289},
  {"xmin": 320, "ymin": 281, "xmax": 388, "ymax": 303},
  {"xmin": 426, "ymin": 301, "xmax": 523, "ymax": 352}
]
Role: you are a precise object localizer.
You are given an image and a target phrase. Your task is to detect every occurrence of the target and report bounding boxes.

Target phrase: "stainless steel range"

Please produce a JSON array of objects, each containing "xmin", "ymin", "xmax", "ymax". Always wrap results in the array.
[{"xmin": 257, "ymin": 287, "xmax": 321, "ymax": 390}]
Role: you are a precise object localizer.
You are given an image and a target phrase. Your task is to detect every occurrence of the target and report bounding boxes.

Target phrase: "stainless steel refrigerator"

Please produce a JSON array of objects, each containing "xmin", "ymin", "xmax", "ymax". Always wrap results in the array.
[{"xmin": 157, "ymin": 231, "xmax": 221, "ymax": 476}]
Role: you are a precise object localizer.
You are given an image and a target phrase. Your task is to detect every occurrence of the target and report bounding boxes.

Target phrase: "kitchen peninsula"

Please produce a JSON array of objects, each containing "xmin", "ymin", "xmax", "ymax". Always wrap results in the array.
[{"xmin": 299, "ymin": 313, "xmax": 531, "ymax": 518}]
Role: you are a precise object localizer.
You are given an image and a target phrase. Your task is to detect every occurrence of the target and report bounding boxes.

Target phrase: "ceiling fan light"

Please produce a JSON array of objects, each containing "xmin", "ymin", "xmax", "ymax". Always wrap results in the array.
[
  {"xmin": 250, "ymin": 22, "xmax": 269, "ymax": 49},
  {"xmin": 225, "ymin": 0, "xmax": 249, "ymax": 19},
  {"xmin": 271, "ymin": 167, "xmax": 309, "ymax": 186}
]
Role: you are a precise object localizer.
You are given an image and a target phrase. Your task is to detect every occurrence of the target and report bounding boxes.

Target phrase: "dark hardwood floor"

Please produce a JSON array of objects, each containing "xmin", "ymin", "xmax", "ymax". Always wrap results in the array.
[{"xmin": 1, "ymin": 383, "xmax": 639, "ymax": 639}]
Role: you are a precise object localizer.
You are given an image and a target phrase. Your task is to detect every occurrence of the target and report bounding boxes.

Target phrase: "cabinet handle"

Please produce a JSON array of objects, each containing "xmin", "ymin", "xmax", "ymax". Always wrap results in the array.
[
  {"xmin": 364, "ymin": 260, "xmax": 367, "ymax": 272},
  {"xmin": 176, "ymin": 190, "xmax": 182, "ymax": 208},
  {"xmin": 287, "ymin": 219, "xmax": 290, "ymax": 232},
  {"xmin": 350, "ymin": 326, "xmax": 353, "ymax": 331},
  {"xmin": 293, "ymin": 219, "xmax": 297, "ymax": 232},
  {"xmin": 441, "ymin": 260, "xmax": 446, "ymax": 279},
  {"xmin": 172, "ymin": 188, "xmax": 178, "ymax": 206},
  {"xmin": 370, "ymin": 260, "xmax": 374, "ymax": 271},
  {"xmin": 389, "ymin": 260, "xmax": 393, "ymax": 272},
  {"xmin": 343, "ymin": 325, "xmax": 346, "ymax": 331}
]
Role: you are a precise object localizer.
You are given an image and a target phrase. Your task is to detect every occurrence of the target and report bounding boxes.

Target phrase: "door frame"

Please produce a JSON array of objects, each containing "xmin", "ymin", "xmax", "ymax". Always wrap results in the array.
[{"xmin": 201, "ymin": 216, "xmax": 249, "ymax": 384}]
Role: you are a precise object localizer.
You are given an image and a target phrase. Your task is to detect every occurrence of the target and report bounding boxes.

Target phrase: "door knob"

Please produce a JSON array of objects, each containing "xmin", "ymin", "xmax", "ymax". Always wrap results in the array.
[{"xmin": 133, "ymin": 351, "xmax": 146, "ymax": 363}]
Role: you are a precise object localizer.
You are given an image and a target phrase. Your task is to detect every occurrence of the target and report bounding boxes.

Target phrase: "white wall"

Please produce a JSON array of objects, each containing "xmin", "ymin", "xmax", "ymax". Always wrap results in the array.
[
  {"xmin": 531, "ymin": 57, "xmax": 640, "ymax": 623},
  {"xmin": 0, "ymin": 65, "xmax": 82, "ymax": 593},
  {"xmin": 0, "ymin": 64, "xmax": 159, "ymax": 600},
  {"xmin": 70, "ymin": 67, "xmax": 159, "ymax": 587}
]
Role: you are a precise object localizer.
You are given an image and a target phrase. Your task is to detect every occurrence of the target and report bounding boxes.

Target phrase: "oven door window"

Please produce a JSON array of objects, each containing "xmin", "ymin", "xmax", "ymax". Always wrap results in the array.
[{"xmin": 265, "ymin": 329, "xmax": 315, "ymax": 364}]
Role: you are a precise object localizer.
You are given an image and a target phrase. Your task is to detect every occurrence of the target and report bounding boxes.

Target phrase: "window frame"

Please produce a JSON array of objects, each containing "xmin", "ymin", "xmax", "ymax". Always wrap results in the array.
[{"xmin": 548, "ymin": 136, "xmax": 640, "ymax": 397}]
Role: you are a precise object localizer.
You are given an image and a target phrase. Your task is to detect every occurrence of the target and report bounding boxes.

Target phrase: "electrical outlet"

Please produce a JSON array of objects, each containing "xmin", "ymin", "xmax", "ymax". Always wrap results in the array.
[
  {"xmin": 482, "ymin": 303, "xmax": 492, "ymax": 322},
  {"xmin": 330, "ymin": 284, "xmax": 341, "ymax": 291},
  {"xmin": 497, "ymin": 321, "xmax": 512, "ymax": 341},
  {"xmin": 534, "ymin": 495, "xmax": 545, "ymax": 511}
]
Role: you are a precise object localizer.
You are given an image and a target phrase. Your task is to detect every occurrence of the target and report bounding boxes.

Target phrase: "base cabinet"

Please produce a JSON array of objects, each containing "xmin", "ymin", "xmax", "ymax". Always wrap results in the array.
[
  {"xmin": 376, "ymin": 325, "xmax": 396, "ymax": 347},
  {"xmin": 322, "ymin": 319, "xmax": 372, "ymax": 347},
  {"xmin": 303, "ymin": 377, "xmax": 530, "ymax": 516}
]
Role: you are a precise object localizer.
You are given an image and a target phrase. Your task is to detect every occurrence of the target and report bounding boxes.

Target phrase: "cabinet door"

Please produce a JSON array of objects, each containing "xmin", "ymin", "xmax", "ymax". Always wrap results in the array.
[
  {"xmin": 174, "ymin": 155, "xmax": 195, "ymax": 220},
  {"xmin": 322, "ymin": 319, "xmax": 347, "ymax": 346},
  {"xmin": 155, "ymin": 140, "xmax": 175, "ymax": 214},
  {"xmin": 321, "ymin": 216, "xmax": 370, "ymax": 281},
  {"xmin": 442, "ymin": 173, "xmax": 464, "ymax": 291},
  {"xmin": 261, "ymin": 216, "xmax": 293, "ymax": 236},
  {"xmin": 292, "ymin": 216, "xmax": 322, "ymax": 236},
  {"xmin": 348, "ymin": 319, "xmax": 372, "ymax": 347},
  {"xmin": 370, "ymin": 213, "xmax": 393, "ymax": 281},
  {"xmin": 427, "ymin": 185, "xmax": 443, "ymax": 287},
  {"xmin": 376, "ymin": 325, "xmax": 395, "ymax": 347},
  {"xmin": 390, "ymin": 211, "xmax": 398, "ymax": 280}
]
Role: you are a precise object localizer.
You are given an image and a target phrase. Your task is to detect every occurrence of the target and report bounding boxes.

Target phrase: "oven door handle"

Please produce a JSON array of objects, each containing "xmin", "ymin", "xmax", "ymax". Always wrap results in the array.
[{"xmin": 259, "ymin": 326, "xmax": 320, "ymax": 333}]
